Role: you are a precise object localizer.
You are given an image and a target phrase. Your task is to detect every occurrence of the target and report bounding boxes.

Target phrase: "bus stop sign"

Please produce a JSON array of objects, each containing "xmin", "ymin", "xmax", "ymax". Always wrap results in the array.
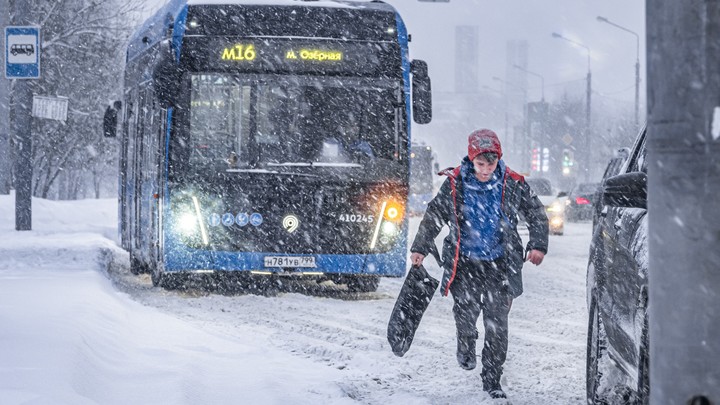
[{"xmin": 5, "ymin": 26, "xmax": 40, "ymax": 79}]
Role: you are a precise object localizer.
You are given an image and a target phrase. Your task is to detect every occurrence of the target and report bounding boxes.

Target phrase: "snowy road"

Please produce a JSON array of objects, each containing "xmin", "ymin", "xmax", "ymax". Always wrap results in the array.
[
  {"xmin": 0, "ymin": 195, "xmax": 592, "ymax": 404},
  {"xmin": 109, "ymin": 218, "xmax": 592, "ymax": 404}
]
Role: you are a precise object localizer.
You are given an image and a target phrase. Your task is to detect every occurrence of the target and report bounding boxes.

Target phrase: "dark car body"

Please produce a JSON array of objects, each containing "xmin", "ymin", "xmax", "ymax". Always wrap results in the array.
[
  {"xmin": 592, "ymin": 148, "xmax": 631, "ymax": 230},
  {"xmin": 586, "ymin": 128, "xmax": 649, "ymax": 404},
  {"xmin": 566, "ymin": 182, "xmax": 599, "ymax": 222}
]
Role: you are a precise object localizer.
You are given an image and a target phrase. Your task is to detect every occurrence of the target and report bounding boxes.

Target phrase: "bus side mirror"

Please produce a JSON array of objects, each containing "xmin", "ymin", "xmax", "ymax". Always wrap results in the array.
[
  {"xmin": 103, "ymin": 101, "xmax": 121, "ymax": 138},
  {"xmin": 153, "ymin": 40, "xmax": 182, "ymax": 107},
  {"xmin": 411, "ymin": 60, "xmax": 432, "ymax": 124}
]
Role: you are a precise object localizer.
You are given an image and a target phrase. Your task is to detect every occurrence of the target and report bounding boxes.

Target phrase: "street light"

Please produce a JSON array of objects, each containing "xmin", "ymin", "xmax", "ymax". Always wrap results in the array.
[
  {"xmin": 483, "ymin": 84, "xmax": 510, "ymax": 144},
  {"xmin": 513, "ymin": 64, "xmax": 545, "ymax": 102},
  {"xmin": 597, "ymin": 15, "xmax": 640, "ymax": 130},
  {"xmin": 513, "ymin": 65, "xmax": 549, "ymax": 174},
  {"xmin": 493, "ymin": 76, "xmax": 530, "ymax": 173},
  {"xmin": 552, "ymin": 32, "xmax": 592, "ymax": 181}
]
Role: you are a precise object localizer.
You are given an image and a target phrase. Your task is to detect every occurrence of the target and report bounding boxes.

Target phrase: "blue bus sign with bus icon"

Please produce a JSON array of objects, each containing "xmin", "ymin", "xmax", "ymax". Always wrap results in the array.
[{"xmin": 5, "ymin": 26, "xmax": 40, "ymax": 79}]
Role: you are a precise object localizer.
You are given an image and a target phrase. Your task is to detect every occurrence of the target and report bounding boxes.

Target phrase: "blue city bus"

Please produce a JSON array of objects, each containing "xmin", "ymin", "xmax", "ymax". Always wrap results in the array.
[
  {"xmin": 104, "ymin": 0, "xmax": 432, "ymax": 292},
  {"xmin": 408, "ymin": 144, "xmax": 436, "ymax": 216}
]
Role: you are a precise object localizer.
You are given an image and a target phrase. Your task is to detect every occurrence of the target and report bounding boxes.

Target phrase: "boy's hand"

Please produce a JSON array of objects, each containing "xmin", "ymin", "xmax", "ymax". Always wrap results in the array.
[
  {"xmin": 410, "ymin": 253, "xmax": 425, "ymax": 267},
  {"xmin": 526, "ymin": 249, "xmax": 545, "ymax": 265}
]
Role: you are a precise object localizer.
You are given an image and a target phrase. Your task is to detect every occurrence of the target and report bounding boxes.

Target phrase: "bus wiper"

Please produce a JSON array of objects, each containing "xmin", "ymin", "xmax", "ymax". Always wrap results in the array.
[
  {"xmin": 266, "ymin": 162, "xmax": 364, "ymax": 169},
  {"xmin": 225, "ymin": 167, "xmax": 319, "ymax": 178}
]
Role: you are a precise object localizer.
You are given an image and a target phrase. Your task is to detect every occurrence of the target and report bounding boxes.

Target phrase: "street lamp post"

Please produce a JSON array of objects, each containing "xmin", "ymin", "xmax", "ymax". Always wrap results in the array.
[
  {"xmin": 513, "ymin": 64, "xmax": 545, "ymax": 102},
  {"xmin": 493, "ymin": 76, "xmax": 529, "ymax": 173},
  {"xmin": 552, "ymin": 32, "xmax": 592, "ymax": 181},
  {"xmin": 513, "ymin": 65, "xmax": 550, "ymax": 175},
  {"xmin": 597, "ymin": 16, "xmax": 640, "ymax": 130},
  {"xmin": 482, "ymin": 84, "xmax": 509, "ymax": 144}
]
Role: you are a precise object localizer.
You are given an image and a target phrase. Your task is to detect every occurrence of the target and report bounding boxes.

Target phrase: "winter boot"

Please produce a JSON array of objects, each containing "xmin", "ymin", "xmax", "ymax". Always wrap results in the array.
[
  {"xmin": 482, "ymin": 377, "xmax": 507, "ymax": 399},
  {"xmin": 456, "ymin": 335, "xmax": 477, "ymax": 370}
]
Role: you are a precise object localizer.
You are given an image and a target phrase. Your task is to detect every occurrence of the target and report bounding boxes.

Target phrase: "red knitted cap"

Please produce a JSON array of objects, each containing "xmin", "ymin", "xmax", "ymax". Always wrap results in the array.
[{"xmin": 468, "ymin": 129, "xmax": 502, "ymax": 161}]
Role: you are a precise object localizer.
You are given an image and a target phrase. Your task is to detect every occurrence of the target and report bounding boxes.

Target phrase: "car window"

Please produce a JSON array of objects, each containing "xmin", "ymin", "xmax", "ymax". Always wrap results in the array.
[
  {"xmin": 602, "ymin": 153, "xmax": 629, "ymax": 179},
  {"xmin": 576, "ymin": 183, "xmax": 598, "ymax": 193},
  {"xmin": 628, "ymin": 134, "xmax": 648, "ymax": 173},
  {"xmin": 526, "ymin": 178, "xmax": 552, "ymax": 196}
]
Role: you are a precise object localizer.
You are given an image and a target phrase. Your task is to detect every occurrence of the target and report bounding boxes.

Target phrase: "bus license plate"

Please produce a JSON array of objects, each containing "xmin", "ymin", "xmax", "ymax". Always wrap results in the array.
[{"xmin": 263, "ymin": 256, "xmax": 316, "ymax": 268}]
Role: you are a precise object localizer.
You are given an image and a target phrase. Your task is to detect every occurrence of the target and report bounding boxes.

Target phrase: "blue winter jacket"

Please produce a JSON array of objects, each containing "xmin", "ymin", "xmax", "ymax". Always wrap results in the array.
[
  {"xmin": 459, "ymin": 159, "xmax": 506, "ymax": 260},
  {"xmin": 410, "ymin": 158, "xmax": 549, "ymax": 298}
]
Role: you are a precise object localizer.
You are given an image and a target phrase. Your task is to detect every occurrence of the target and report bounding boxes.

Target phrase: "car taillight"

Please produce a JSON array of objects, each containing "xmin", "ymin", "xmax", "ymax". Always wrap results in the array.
[{"xmin": 576, "ymin": 196, "xmax": 591, "ymax": 205}]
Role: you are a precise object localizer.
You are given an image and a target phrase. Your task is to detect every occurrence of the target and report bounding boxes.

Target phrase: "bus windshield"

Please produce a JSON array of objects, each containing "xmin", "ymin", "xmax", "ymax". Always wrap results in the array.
[{"xmin": 187, "ymin": 74, "xmax": 403, "ymax": 171}]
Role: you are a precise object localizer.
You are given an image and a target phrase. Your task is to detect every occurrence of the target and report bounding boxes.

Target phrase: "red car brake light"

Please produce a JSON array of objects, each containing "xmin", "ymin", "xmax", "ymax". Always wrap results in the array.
[{"xmin": 575, "ymin": 196, "xmax": 591, "ymax": 205}]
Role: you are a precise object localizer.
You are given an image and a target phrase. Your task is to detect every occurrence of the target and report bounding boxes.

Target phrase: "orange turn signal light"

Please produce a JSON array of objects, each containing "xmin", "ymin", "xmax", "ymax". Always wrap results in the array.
[{"xmin": 383, "ymin": 200, "xmax": 405, "ymax": 222}]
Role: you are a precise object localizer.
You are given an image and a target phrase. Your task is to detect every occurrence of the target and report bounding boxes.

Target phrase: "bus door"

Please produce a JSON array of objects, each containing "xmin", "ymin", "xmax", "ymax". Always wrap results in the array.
[
  {"xmin": 124, "ymin": 89, "xmax": 140, "ymax": 253},
  {"xmin": 119, "ymin": 93, "xmax": 131, "ymax": 250},
  {"xmin": 130, "ymin": 86, "xmax": 149, "ymax": 262},
  {"xmin": 137, "ymin": 88, "xmax": 162, "ymax": 265},
  {"xmin": 154, "ymin": 108, "xmax": 168, "ymax": 265}
]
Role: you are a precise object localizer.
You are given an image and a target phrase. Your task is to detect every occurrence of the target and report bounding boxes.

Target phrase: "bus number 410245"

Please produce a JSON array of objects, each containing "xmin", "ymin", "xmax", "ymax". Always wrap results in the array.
[{"xmin": 338, "ymin": 214, "xmax": 374, "ymax": 223}]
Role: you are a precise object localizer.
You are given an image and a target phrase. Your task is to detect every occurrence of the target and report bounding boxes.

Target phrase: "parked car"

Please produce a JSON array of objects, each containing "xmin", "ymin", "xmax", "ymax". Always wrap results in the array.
[
  {"xmin": 592, "ymin": 147, "xmax": 631, "ymax": 230},
  {"xmin": 566, "ymin": 182, "xmax": 600, "ymax": 222},
  {"xmin": 524, "ymin": 177, "xmax": 567, "ymax": 235},
  {"xmin": 586, "ymin": 127, "xmax": 648, "ymax": 404}
]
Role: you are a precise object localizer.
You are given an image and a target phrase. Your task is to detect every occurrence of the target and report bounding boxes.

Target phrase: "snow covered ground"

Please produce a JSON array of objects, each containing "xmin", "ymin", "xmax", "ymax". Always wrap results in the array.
[{"xmin": 0, "ymin": 193, "xmax": 593, "ymax": 404}]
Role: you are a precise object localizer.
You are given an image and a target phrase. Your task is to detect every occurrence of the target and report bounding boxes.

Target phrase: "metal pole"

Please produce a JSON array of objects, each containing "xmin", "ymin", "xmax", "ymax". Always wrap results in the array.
[
  {"xmin": 494, "ymin": 76, "xmax": 529, "ymax": 172},
  {"xmin": 586, "ymin": 69, "xmax": 592, "ymax": 181},
  {"xmin": 11, "ymin": 0, "xmax": 35, "ymax": 230},
  {"xmin": 513, "ymin": 64, "xmax": 545, "ymax": 102},
  {"xmin": 0, "ymin": 0, "xmax": 10, "ymax": 195},
  {"xmin": 648, "ymin": 0, "xmax": 720, "ymax": 403},
  {"xmin": 13, "ymin": 82, "xmax": 32, "ymax": 231},
  {"xmin": 551, "ymin": 32, "xmax": 592, "ymax": 181},
  {"xmin": 513, "ymin": 65, "xmax": 548, "ymax": 175},
  {"xmin": 635, "ymin": 58, "xmax": 640, "ymax": 130},
  {"xmin": 596, "ymin": 16, "xmax": 641, "ymax": 130}
]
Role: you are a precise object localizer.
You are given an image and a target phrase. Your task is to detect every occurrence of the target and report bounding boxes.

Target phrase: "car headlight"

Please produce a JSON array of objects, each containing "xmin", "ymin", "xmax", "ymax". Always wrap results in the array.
[{"xmin": 547, "ymin": 201, "xmax": 565, "ymax": 213}]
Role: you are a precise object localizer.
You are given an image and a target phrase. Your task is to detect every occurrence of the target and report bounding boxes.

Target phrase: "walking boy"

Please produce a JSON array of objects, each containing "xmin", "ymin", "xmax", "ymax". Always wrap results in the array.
[{"xmin": 410, "ymin": 129, "xmax": 549, "ymax": 399}]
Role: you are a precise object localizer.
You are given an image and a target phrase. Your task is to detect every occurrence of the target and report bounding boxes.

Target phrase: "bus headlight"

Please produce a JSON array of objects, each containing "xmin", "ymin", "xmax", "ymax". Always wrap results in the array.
[
  {"xmin": 173, "ymin": 196, "xmax": 209, "ymax": 246},
  {"xmin": 381, "ymin": 221, "xmax": 398, "ymax": 236},
  {"xmin": 177, "ymin": 211, "xmax": 199, "ymax": 236}
]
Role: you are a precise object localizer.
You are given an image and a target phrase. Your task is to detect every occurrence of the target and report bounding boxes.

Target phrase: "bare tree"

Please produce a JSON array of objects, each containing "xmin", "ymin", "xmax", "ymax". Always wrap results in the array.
[{"xmin": 17, "ymin": 0, "xmax": 144, "ymax": 199}]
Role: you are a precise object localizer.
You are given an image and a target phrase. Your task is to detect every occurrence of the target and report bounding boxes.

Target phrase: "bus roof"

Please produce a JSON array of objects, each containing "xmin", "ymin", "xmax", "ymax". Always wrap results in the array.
[
  {"xmin": 128, "ymin": 0, "xmax": 397, "ymax": 58},
  {"xmin": 187, "ymin": 0, "xmax": 382, "ymax": 8}
]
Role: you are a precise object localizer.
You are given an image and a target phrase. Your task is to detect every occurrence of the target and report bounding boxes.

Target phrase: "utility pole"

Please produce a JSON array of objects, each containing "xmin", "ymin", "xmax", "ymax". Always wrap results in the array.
[
  {"xmin": 648, "ymin": 1, "xmax": 720, "ymax": 403},
  {"xmin": 0, "ymin": 0, "xmax": 10, "ymax": 195}
]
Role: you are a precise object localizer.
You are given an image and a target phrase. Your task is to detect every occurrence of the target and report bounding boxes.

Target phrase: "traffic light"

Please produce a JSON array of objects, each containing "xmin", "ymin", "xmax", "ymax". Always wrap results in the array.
[
  {"xmin": 562, "ymin": 149, "xmax": 574, "ymax": 175},
  {"xmin": 531, "ymin": 148, "xmax": 540, "ymax": 172}
]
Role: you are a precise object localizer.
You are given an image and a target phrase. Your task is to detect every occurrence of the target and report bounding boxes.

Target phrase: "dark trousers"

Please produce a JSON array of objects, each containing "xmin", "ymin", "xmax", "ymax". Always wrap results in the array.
[{"xmin": 449, "ymin": 256, "xmax": 512, "ymax": 382}]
